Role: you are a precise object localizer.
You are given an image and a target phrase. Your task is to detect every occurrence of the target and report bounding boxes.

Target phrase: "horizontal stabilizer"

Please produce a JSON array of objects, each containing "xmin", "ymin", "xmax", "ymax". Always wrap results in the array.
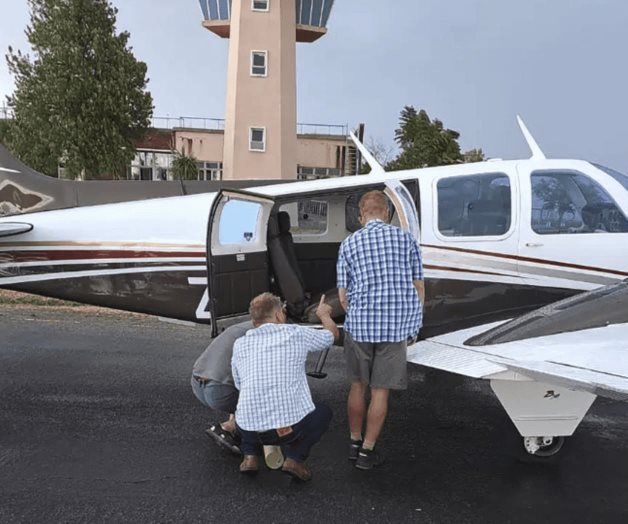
[{"xmin": 0, "ymin": 222, "xmax": 33, "ymax": 237}]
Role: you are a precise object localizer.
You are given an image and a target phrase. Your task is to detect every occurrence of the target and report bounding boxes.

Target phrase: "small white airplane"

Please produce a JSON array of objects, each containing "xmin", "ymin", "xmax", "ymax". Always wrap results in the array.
[{"xmin": 1, "ymin": 117, "xmax": 627, "ymax": 457}]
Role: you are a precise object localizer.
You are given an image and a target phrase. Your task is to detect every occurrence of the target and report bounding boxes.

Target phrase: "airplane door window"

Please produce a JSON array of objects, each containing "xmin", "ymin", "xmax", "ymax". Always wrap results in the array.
[
  {"xmin": 218, "ymin": 199, "xmax": 262, "ymax": 244},
  {"xmin": 437, "ymin": 173, "xmax": 512, "ymax": 237},
  {"xmin": 531, "ymin": 171, "xmax": 628, "ymax": 234}
]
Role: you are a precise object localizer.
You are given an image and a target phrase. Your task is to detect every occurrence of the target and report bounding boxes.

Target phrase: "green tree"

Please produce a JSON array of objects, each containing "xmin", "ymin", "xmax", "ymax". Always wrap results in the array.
[
  {"xmin": 6, "ymin": 0, "xmax": 153, "ymax": 179},
  {"xmin": 387, "ymin": 107, "xmax": 463, "ymax": 170},
  {"xmin": 0, "ymin": 119, "xmax": 13, "ymax": 147},
  {"xmin": 171, "ymin": 152, "xmax": 199, "ymax": 181},
  {"xmin": 463, "ymin": 148, "xmax": 485, "ymax": 163}
]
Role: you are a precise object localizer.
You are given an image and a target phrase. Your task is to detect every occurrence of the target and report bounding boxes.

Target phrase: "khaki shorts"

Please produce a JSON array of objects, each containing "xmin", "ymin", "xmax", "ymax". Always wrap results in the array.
[{"xmin": 344, "ymin": 332, "xmax": 408, "ymax": 390}]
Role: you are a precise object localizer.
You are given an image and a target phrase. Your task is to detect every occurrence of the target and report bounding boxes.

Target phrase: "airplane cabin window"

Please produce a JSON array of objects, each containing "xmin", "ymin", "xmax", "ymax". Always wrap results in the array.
[
  {"xmin": 345, "ymin": 182, "xmax": 418, "ymax": 234},
  {"xmin": 219, "ymin": 200, "xmax": 261, "ymax": 244},
  {"xmin": 279, "ymin": 199, "xmax": 328, "ymax": 235},
  {"xmin": 531, "ymin": 171, "xmax": 628, "ymax": 234},
  {"xmin": 437, "ymin": 173, "xmax": 511, "ymax": 237}
]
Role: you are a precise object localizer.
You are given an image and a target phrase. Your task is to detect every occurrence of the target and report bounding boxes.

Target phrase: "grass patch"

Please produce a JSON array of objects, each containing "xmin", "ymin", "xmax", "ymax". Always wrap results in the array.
[{"xmin": 0, "ymin": 290, "xmax": 81, "ymax": 307}]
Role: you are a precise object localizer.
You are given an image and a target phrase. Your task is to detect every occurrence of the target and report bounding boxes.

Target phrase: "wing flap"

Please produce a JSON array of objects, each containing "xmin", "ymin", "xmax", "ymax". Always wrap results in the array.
[{"xmin": 407, "ymin": 340, "xmax": 507, "ymax": 379}]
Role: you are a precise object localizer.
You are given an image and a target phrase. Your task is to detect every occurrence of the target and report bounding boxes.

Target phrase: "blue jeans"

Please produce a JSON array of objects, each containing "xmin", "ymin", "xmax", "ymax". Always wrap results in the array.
[
  {"xmin": 237, "ymin": 402, "xmax": 332, "ymax": 462},
  {"xmin": 191, "ymin": 377, "xmax": 239, "ymax": 414}
]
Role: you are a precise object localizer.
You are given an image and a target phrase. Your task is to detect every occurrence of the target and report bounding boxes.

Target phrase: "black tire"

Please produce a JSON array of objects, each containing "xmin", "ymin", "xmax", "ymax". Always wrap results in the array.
[{"xmin": 530, "ymin": 436, "xmax": 565, "ymax": 457}]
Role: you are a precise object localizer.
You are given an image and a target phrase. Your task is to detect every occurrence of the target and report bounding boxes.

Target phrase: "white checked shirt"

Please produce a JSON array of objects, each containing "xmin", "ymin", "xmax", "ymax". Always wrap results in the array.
[
  {"xmin": 337, "ymin": 219, "xmax": 423, "ymax": 343},
  {"xmin": 231, "ymin": 323, "xmax": 334, "ymax": 431}
]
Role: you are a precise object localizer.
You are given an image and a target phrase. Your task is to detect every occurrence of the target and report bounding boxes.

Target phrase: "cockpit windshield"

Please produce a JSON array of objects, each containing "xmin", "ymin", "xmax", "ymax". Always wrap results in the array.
[{"xmin": 592, "ymin": 163, "xmax": 628, "ymax": 191}]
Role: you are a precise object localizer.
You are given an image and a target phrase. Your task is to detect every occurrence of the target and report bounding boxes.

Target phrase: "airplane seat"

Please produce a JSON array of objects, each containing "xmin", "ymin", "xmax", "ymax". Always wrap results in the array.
[
  {"xmin": 267, "ymin": 212, "xmax": 309, "ymax": 318},
  {"xmin": 466, "ymin": 199, "xmax": 508, "ymax": 235},
  {"xmin": 277, "ymin": 211, "xmax": 307, "ymax": 289},
  {"xmin": 268, "ymin": 211, "xmax": 344, "ymax": 323}
]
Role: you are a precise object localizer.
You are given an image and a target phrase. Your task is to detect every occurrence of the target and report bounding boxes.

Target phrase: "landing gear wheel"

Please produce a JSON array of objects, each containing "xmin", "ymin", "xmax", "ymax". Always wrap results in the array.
[{"xmin": 523, "ymin": 436, "xmax": 565, "ymax": 457}]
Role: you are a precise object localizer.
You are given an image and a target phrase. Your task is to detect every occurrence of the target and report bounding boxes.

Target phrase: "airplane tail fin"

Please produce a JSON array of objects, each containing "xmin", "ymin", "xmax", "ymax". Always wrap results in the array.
[
  {"xmin": 349, "ymin": 132, "xmax": 386, "ymax": 176},
  {"xmin": 0, "ymin": 142, "xmax": 73, "ymax": 217}
]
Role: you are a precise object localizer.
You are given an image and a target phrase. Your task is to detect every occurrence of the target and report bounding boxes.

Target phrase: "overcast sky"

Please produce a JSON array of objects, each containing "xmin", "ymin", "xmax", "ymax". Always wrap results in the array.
[{"xmin": 1, "ymin": 0, "xmax": 627, "ymax": 170}]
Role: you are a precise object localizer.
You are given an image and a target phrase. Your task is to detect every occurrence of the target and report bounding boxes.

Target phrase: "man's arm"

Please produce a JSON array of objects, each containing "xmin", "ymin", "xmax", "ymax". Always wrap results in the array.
[
  {"xmin": 413, "ymin": 279, "xmax": 425, "ymax": 306},
  {"xmin": 410, "ymin": 237, "xmax": 425, "ymax": 306},
  {"xmin": 338, "ymin": 287, "xmax": 348, "ymax": 313},
  {"xmin": 231, "ymin": 345, "xmax": 241, "ymax": 390},
  {"xmin": 336, "ymin": 243, "xmax": 349, "ymax": 314},
  {"xmin": 315, "ymin": 294, "xmax": 339, "ymax": 343}
]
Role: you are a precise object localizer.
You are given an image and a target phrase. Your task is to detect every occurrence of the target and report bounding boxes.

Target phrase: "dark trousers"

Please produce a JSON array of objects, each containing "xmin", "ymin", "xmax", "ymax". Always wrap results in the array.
[{"xmin": 237, "ymin": 402, "xmax": 332, "ymax": 462}]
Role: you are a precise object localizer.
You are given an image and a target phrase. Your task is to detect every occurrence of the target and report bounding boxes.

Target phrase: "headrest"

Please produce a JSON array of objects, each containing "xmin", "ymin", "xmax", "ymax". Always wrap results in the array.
[
  {"xmin": 267, "ymin": 213, "xmax": 280, "ymax": 238},
  {"xmin": 278, "ymin": 211, "xmax": 291, "ymax": 233}
]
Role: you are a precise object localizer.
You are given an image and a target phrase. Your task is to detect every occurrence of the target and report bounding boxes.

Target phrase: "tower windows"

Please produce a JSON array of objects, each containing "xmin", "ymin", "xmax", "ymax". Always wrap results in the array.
[
  {"xmin": 252, "ymin": 0, "xmax": 269, "ymax": 11},
  {"xmin": 249, "ymin": 127, "xmax": 266, "ymax": 152},
  {"xmin": 251, "ymin": 50, "xmax": 268, "ymax": 76}
]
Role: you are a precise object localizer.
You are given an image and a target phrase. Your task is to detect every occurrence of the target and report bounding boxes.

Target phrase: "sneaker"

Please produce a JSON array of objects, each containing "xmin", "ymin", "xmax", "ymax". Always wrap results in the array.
[
  {"xmin": 355, "ymin": 447, "xmax": 384, "ymax": 470},
  {"xmin": 348, "ymin": 439, "xmax": 362, "ymax": 461}
]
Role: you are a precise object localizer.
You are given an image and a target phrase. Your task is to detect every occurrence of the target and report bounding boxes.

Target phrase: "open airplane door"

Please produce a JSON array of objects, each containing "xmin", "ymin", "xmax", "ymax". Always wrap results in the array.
[
  {"xmin": 207, "ymin": 189, "xmax": 275, "ymax": 337},
  {"xmin": 384, "ymin": 179, "xmax": 421, "ymax": 242}
]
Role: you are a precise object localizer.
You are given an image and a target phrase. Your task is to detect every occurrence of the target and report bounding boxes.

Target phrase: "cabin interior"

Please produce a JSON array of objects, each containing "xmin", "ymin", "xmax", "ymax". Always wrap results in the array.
[{"xmin": 210, "ymin": 181, "xmax": 419, "ymax": 326}]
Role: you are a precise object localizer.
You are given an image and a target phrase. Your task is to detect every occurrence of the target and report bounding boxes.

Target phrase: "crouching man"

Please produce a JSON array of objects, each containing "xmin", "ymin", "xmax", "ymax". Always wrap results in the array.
[
  {"xmin": 191, "ymin": 320, "xmax": 253, "ymax": 453},
  {"xmin": 232, "ymin": 293, "xmax": 338, "ymax": 481}
]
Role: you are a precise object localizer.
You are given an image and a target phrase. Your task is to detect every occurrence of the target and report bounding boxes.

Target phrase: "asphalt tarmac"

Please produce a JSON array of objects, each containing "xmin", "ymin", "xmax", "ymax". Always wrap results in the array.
[{"xmin": 2, "ymin": 307, "xmax": 628, "ymax": 523}]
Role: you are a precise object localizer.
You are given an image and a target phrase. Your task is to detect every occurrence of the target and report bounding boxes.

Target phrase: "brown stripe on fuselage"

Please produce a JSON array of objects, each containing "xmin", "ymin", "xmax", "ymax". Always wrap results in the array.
[
  {"xmin": 0, "ymin": 240, "xmax": 205, "ymax": 249},
  {"xmin": 423, "ymin": 264, "xmax": 507, "ymax": 278},
  {"xmin": 422, "ymin": 244, "xmax": 628, "ymax": 277},
  {"xmin": 3, "ymin": 250, "xmax": 205, "ymax": 262}
]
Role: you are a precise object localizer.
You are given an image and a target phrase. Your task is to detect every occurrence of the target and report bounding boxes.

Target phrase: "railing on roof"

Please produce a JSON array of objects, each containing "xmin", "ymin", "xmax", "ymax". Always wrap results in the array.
[
  {"xmin": 151, "ymin": 116, "xmax": 225, "ymax": 130},
  {"xmin": 152, "ymin": 116, "xmax": 348, "ymax": 137},
  {"xmin": 297, "ymin": 122, "xmax": 348, "ymax": 136}
]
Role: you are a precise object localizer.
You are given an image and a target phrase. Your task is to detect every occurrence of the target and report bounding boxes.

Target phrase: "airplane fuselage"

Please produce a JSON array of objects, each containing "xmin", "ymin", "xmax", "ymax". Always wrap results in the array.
[{"xmin": 1, "ymin": 157, "xmax": 627, "ymax": 337}]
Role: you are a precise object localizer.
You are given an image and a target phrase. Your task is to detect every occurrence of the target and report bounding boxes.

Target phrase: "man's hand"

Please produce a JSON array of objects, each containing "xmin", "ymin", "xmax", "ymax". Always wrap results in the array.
[
  {"xmin": 315, "ymin": 294, "xmax": 339, "ymax": 342},
  {"xmin": 316, "ymin": 294, "xmax": 333, "ymax": 320}
]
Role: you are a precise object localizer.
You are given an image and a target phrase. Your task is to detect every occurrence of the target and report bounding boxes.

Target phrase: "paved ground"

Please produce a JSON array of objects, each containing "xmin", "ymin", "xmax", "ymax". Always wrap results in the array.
[{"xmin": 1, "ymin": 307, "xmax": 628, "ymax": 523}]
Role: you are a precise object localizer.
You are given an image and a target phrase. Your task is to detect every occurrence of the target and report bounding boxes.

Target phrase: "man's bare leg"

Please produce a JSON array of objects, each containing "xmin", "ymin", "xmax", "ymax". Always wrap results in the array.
[
  {"xmin": 363, "ymin": 388, "xmax": 390, "ymax": 449},
  {"xmin": 221, "ymin": 413, "xmax": 236, "ymax": 434},
  {"xmin": 347, "ymin": 382, "xmax": 366, "ymax": 440}
]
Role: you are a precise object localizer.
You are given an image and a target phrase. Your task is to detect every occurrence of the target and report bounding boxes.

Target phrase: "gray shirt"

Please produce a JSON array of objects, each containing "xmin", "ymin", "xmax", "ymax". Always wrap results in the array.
[{"xmin": 192, "ymin": 321, "xmax": 253, "ymax": 386}]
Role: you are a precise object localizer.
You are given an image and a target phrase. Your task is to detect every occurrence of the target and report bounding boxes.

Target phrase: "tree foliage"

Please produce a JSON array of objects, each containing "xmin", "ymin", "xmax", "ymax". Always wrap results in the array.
[
  {"xmin": 6, "ymin": 0, "xmax": 153, "ymax": 179},
  {"xmin": 463, "ymin": 148, "xmax": 485, "ymax": 163},
  {"xmin": 171, "ymin": 152, "xmax": 199, "ymax": 181},
  {"xmin": 387, "ymin": 106, "xmax": 484, "ymax": 171}
]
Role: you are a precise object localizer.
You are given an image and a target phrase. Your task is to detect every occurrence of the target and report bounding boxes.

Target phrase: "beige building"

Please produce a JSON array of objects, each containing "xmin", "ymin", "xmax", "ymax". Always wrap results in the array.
[{"xmin": 130, "ymin": 119, "xmax": 356, "ymax": 181}]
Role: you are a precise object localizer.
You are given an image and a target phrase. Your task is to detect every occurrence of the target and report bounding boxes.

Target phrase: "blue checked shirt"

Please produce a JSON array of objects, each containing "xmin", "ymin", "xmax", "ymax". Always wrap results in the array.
[
  {"xmin": 337, "ymin": 219, "xmax": 423, "ymax": 343},
  {"xmin": 231, "ymin": 323, "xmax": 334, "ymax": 431}
]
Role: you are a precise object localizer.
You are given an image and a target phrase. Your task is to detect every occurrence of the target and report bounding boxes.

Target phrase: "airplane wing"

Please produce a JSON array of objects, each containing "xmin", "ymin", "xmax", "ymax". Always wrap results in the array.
[
  {"xmin": 408, "ymin": 281, "xmax": 628, "ymax": 401},
  {"xmin": 0, "ymin": 222, "xmax": 33, "ymax": 237}
]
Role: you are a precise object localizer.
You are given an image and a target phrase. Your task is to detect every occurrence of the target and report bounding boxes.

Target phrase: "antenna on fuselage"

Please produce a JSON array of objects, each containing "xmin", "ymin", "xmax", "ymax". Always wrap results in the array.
[
  {"xmin": 517, "ymin": 115, "xmax": 546, "ymax": 160},
  {"xmin": 349, "ymin": 132, "xmax": 386, "ymax": 176}
]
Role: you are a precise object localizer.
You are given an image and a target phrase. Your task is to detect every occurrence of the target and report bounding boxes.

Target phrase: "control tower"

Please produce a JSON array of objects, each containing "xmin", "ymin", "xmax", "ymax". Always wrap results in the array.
[{"xmin": 199, "ymin": 0, "xmax": 335, "ymax": 180}]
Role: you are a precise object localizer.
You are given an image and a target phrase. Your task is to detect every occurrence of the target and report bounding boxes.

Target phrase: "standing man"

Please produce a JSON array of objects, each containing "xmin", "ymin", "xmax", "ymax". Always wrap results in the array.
[
  {"xmin": 191, "ymin": 320, "xmax": 253, "ymax": 453},
  {"xmin": 232, "ymin": 293, "xmax": 338, "ymax": 481},
  {"xmin": 337, "ymin": 190, "xmax": 424, "ymax": 470}
]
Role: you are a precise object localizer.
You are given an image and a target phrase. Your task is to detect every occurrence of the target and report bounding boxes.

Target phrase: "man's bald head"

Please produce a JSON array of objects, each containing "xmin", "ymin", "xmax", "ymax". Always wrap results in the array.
[{"xmin": 359, "ymin": 190, "xmax": 390, "ymax": 223}]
